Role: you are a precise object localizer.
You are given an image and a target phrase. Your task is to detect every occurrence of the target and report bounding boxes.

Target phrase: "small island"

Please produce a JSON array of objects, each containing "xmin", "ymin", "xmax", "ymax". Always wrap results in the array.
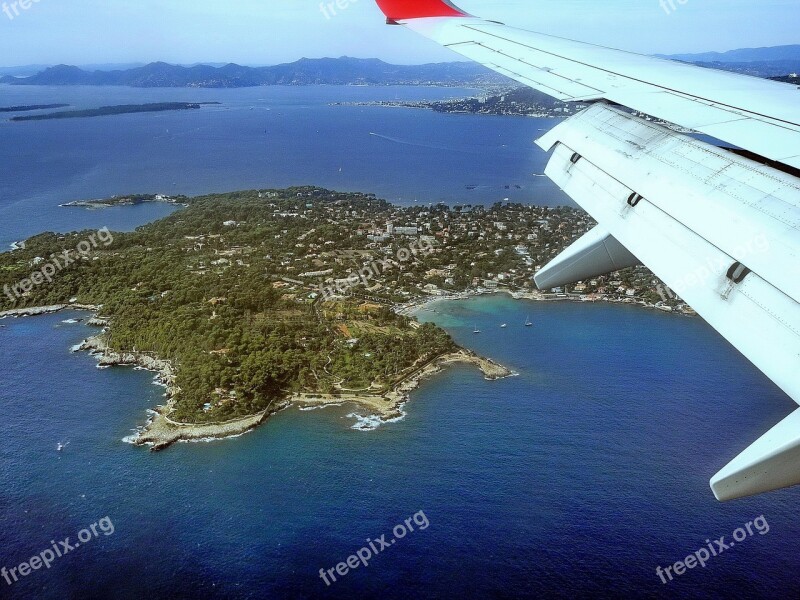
[
  {"xmin": 0, "ymin": 187, "xmax": 688, "ymax": 449},
  {"xmin": 0, "ymin": 103, "xmax": 70, "ymax": 113},
  {"xmin": 11, "ymin": 102, "xmax": 218, "ymax": 121},
  {"xmin": 60, "ymin": 193, "xmax": 187, "ymax": 209}
]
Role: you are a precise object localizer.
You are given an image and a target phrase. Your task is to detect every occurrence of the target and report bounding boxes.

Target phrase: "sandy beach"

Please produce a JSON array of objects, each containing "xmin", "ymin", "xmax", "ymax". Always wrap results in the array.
[{"xmin": 396, "ymin": 287, "xmax": 696, "ymax": 317}]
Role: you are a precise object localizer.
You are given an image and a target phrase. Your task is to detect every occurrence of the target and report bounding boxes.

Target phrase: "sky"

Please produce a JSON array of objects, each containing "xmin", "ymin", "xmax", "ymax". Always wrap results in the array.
[{"xmin": 0, "ymin": 0, "xmax": 798, "ymax": 67}]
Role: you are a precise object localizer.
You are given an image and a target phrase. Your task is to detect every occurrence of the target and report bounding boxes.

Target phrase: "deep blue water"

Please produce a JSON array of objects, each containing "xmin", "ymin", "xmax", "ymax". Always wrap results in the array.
[
  {"xmin": 0, "ymin": 85, "xmax": 567, "ymax": 250},
  {"xmin": 0, "ymin": 84, "xmax": 797, "ymax": 599},
  {"xmin": 1, "ymin": 297, "xmax": 798, "ymax": 599}
]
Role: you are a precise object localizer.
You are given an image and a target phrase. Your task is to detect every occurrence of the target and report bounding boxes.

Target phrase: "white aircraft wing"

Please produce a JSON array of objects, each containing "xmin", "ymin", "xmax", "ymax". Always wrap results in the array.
[{"xmin": 375, "ymin": 0, "xmax": 800, "ymax": 501}]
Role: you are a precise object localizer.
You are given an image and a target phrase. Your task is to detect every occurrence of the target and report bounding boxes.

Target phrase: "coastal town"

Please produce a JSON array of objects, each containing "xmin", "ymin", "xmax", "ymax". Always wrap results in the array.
[
  {"xmin": 199, "ymin": 187, "xmax": 691, "ymax": 314},
  {"xmin": 50, "ymin": 186, "xmax": 690, "ymax": 313},
  {"xmin": 336, "ymin": 86, "xmax": 590, "ymax": 119}
]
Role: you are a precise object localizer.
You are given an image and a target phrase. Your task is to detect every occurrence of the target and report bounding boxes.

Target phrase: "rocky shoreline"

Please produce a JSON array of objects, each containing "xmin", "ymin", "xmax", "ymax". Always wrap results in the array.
[
  {"xmin": 73, "ymin": 334, "xmax": 276, "ymax": 451},
  {"xmin": 5, "ymin": 303, "xmax": 514, "ymax": 450},
  {"xmin": 0, "ymin": 303, "xmax": 102, "ymax": 319},
  {"xmin": 119, "ymin": 347, "xmax": 513, "ymax": 450},
  {"xmin": 130, "ymin": 401, "xmax": 290, "ymax": 450},
  {"xmin": 291, "ymin": 349, "xmax": 515, "ymax": 425},
  {"xmin": 3, "ymin": 291, "xmax": 682, "ymax": 451}
]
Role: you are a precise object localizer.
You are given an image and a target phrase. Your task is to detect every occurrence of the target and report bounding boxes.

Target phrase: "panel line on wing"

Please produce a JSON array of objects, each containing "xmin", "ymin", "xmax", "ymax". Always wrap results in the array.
[
  {"xmin": 445, "ymin": 40, "xmax": 606, "ymax": 96},
  {"xmin": 460, "ymin": 24, "xmax": 800, "ymax": 129}
]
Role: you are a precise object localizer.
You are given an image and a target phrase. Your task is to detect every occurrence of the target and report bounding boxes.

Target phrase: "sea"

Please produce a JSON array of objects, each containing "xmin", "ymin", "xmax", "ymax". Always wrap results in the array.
[
  {"xmin": 0, "ymin": 85, "xmax": 798, "ymax": 599},
  {"xmin": 0, "ymin": 85, "xmax": 568, "ymax": 250}
]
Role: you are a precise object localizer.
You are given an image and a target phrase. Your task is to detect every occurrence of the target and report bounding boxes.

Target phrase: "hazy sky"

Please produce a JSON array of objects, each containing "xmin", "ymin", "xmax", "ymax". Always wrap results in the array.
[{"xmin": 1, "ymin": 0, "xmax": 798, "ymax": 67}]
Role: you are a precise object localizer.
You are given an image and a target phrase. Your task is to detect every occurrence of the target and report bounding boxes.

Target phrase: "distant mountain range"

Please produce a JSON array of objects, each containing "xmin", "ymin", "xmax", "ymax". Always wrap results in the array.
[
  {"xmin": 673, "ymin": 59, "xmax": 800, "ymax": 78},
  {"xmin": 661, "ymin": 45, "xmax": 800, "ymax": 77},
  {"xmin": 663, "ymin": 45, "xmax": 800, "ymax": 63},
  {"xmin": 0, "ymin": 57, "xmax": 508, "ymax": 88},
  {"xmin": 659, "ymin": 44, "xmax": 800, "ymax": 63},
  {"xmin": 3, "ymin": 46, "xmax": 798, "ymax": 89}
]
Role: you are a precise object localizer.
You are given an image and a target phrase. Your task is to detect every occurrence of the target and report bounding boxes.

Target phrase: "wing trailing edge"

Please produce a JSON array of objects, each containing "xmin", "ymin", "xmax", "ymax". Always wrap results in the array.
[{"xmin": 535, "ymin": 104, "xmax": 800, "ymax": 500}]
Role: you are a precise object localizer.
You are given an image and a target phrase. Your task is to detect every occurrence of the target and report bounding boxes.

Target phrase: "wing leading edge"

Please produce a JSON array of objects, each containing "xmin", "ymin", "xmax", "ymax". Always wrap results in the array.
[
  {"xmin": 376, "ymin": 2, "xmax": 800, "ymax": 168},
  {"xmin": 374, "ymin": 0, "xmax": 800, "ymax": 500}
]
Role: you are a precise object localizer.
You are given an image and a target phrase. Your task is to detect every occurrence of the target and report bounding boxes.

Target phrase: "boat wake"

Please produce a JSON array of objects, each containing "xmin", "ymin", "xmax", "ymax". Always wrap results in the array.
[{"xmin": 369, "ymin": 132, "xmax": 475, "ymax": 154}]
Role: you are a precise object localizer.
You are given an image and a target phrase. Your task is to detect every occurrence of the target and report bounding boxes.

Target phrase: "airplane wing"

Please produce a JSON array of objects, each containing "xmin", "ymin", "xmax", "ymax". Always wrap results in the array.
[{"xmin": 374, "ymin": 0, "xmax": 800, "ymax": 501}]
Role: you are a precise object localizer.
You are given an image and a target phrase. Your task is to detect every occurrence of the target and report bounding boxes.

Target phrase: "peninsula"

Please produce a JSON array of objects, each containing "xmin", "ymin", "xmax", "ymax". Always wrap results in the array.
[
  {"xmin": 0, "ymin": 187, "xmax": 685, "ymax": 448},
  {"xmin": 339, "ymin": 87, "xmax": 590, "ymax": 118}
]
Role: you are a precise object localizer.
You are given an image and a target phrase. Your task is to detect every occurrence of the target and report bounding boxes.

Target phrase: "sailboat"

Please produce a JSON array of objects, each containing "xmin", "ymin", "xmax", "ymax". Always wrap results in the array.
[
  {"xmin": 473, "ymin": 325, "xmax": 481, "ymax": 334},
  {"xmin": 524, "ymin": 316, "xmax": 533, "ymax": 327}
]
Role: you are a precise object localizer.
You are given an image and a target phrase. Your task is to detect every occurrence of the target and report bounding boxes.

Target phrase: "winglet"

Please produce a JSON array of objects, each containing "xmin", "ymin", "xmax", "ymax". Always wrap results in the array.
[
  {"xmin": 711, "ymin": 408, "xmax": 800, "ymax": 501},
  {"xmin": 375, "ymin": 0, "xmax": 470, "ymax": 23},
  {"xmin": 534, "ymin": 226, "xmax": 641, "ymax": 291}
]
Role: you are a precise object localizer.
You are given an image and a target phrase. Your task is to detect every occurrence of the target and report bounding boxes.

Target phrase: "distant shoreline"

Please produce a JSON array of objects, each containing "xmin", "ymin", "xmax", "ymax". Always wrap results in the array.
[{"xmin": 60, "ymin": 194, "xmax": 187, "ymax": 209}]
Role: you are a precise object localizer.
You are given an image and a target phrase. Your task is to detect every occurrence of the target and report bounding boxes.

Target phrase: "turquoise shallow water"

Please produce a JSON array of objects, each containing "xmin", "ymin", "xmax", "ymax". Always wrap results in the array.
[{"xmin": 0, "ymin": 296, "xmax": 798, "ymax": 599}]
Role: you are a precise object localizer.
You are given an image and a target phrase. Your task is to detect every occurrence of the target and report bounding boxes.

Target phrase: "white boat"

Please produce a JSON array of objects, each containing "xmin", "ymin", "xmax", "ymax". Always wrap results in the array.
[
  {"xmin": 500, "ymin": 324, "xmax": 507, "ymax": 328},
  {"xmin": 473, "ymin": 325, "xmax": 481, "ymax": 334},
  {"xmin": 525, "ymin": 316, "xmax": 533, "ymax": 327}
]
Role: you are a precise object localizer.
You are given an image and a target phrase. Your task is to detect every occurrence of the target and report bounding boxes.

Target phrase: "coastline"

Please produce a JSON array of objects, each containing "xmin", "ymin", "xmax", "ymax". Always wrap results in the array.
[
  {"xmin": 130, "ymin": 402, "xmax": 287, "ymax": 450},
  {"xmin": 1, "ymin": 288, "xmax": 685, "ymax": 451},
  {"xmin": 1, "ymin": 289, "xmax": 686, "ymax": 450},
  {"xmin": 0, "ymin": 303, "xmax": 102, "ymax": 319},
  {"xmin": 0, "ymin": 302, "xmax": 514, "ymax": 449},
  {"xmin": 395, "ymin": 288, "xmax": 696, "ymax": 318},
  {"xmin": 127, "ymin": 348, "xmax": 513, "ymax": 450},
  {"xmin": 59, "ymin": 196, "xmax": 187, "ymax": 210},
  {"xmin": 74, "ymin": 333, "xmax": 288, "ymax": 450},
  {"xmin": 290, "ymin": 348, "xmax": 515, "ymax": 423}
]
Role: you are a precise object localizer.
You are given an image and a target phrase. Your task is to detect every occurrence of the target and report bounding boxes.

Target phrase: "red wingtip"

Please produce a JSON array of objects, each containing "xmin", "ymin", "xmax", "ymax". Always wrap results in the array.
[{"xmin": 375, "ymin": 0, "xmax": 469, "ymax": 21}]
